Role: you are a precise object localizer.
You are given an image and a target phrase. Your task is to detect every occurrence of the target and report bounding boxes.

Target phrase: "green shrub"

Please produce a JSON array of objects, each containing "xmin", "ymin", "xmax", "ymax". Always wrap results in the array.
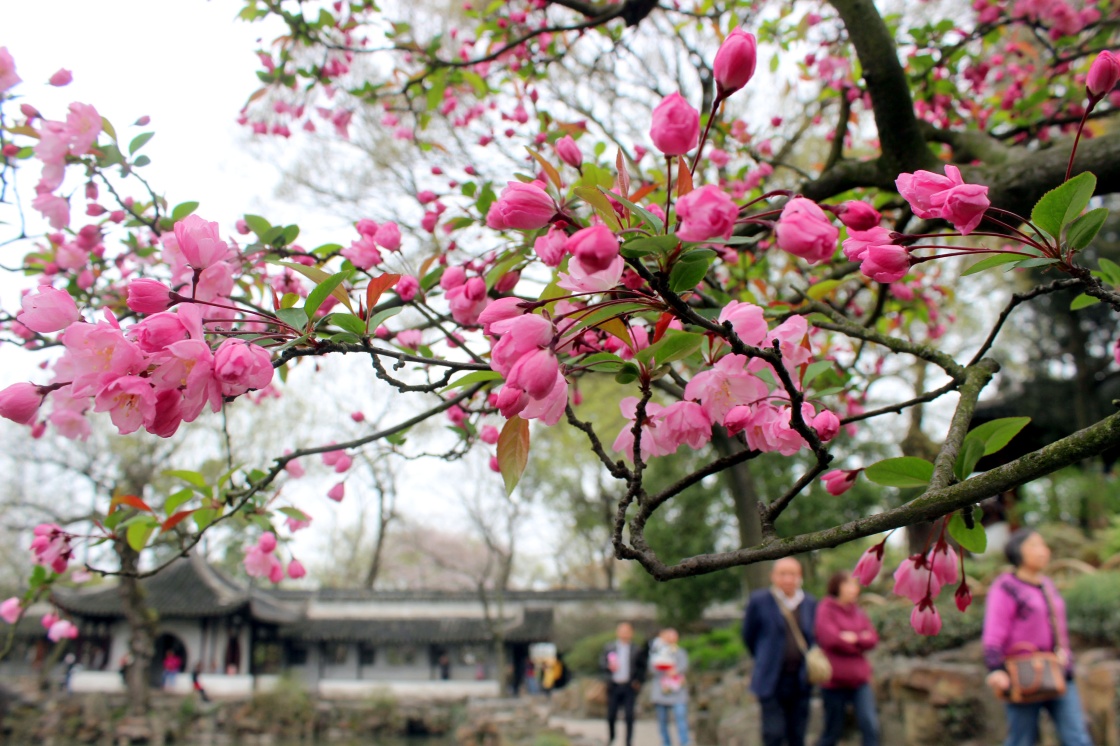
[
  {"xmin": 679, "ymin": 625, "xmax": 745, "ymax": 671},
  {"xmin": 533, "ymin": 734, "xmax": 572, "ymax": 746},
  {"xmin": 565, "ymin": 629, "xmax": 646, "ymax": 676},
  {"xmin": 247, "ymin": 673, "xmax": 314, "ymax": 734},
  {"xmin": 867, "ymin": 602, "xmax": 983, "ymax": 656},
  {"xmin": 1063, "ymin": 570, "xmax": 1120, "ymax": 645}
]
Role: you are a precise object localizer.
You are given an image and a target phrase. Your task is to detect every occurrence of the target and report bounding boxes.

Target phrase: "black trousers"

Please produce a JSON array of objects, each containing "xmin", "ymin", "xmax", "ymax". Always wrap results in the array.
[
  {"xmin": 607, "ymin": 681, "xmax": 638, "ymax": 746},
  {"xmin": 759, "ymin": 671, "xmax": 811, "ymax": 746}
]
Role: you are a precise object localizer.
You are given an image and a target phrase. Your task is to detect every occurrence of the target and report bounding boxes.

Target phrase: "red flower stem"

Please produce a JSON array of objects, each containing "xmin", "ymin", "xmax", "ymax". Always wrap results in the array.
[
  {"xmin": 690, "ymin": 97, "xmax": 722, "ymax": 176},
  {"xmin": 1065, "ymin": 103, "xmax": 1094, "ymax": 183},
  {"xmin": 665, "ymin": 156, "xmax": 674, "ymax": 231}
]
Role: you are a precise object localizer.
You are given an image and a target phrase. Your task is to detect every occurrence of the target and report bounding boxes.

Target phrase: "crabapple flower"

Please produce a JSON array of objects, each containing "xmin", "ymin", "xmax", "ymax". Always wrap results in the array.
[
  {"xmin": 842, "ymin": 226, "xmax": 893, "ymax": 262},
  {"xmin": 775, "ymin": 198, "xmax": 838, "ymax": 264},
  {"xmin": 41, "ymin": 613, "xmax": 58, "ymax": 630},
  {"xmin": 486, "ymin": 181, "xmax": 556, "ymax": 230},
  {"xmin": 812, "ymin": 409, "xmax": 841, "ymax": 441},
  {"xmin": 1, "ymin": 597, "xmax": 20, "ymax": 625},
  {"xmin": 0, "ymin": 383, "xmax": 43, "ymax": 425},
  {"xmin": 684, "ymin": 354, "xmax": 768, "ymax": 423},
  {"xmin": 327, "ymin": 482, "xmax": 345, "ymax": 502},
  {"xmin": 480, "ymin": 425, "xmax": 500, "ymax": 444},
  {"xmin": 287, "ymin": 559, "xmax": 307, "ymax": 580},
  {"xmin": 173, "ymin": 215, "xmax": 231, "ymax": 270},
  {"xmin": 852, "ymin": 542, "xmax": 885, "ymax": 585},
  {"xmin": 507, "ymin": 348, "xmax": 560, "ymax": 399},
  {"xmin": 941, "ymin": 183, "xmax": 990, "ymax": 235},
  {"xmin": 557, "ymin": 254, "xmax": 625, "ymax": 293},
  {"xmin": 94, "ymin": 375, "xmax": 157, "ymax": 435},
  {"xmin": 835, "ymin": 201, "xmax": 881, "ymax": 231},
  {"xmin": 1087, "ymin": 50, "xmax": 1120, "ymax": 100},
  {"xmin": 954, "ymin": 580, "xmax": 972, "ymax": 612},
  {"xmin": 48, "ymin": 69, "xmax": 72, "ymax": 86},
  {"xmin": 127, "ymin": 279, "xmax": 176, "ymax": 314},
  {"xmin": 555, "ymin": 135, "xmax": 582, "ymax": 168},
  {"xmin": 861, "ymin": 244, "xmax": 910, "ymax": 283},
  {"xmin": 395, "ymin": 275, "xmax": 419, "ymax": 301},
  {"xmin": 32, "ymin": 193, "xmax": 70, "ymax": 229},
  {"xmin": 31, "ymin": 524, "xmax": 71, "ymax": 573},
  {"xmin": 822, "ymin": 469, "xmax": 859, "ymax": 496},
  {"xmin": 375, "ymin": 222, "xmax": 402, "ymax": 251},
  {"xmin": 18, "ymin": 285, "xmax": 81, "ymax": 333},
  {"xmin": 910, "ymin": 598, "xmax": 942, "ymax": 636},
  {"xmin": 612, "ymin": 397, "xmax": 673, "ymax": 461},
  {"xmin": 655, "ymin": 401, "xmax": 712, "ymax": 452},
  {"xmin": 650, "ymin": 93, "xmax": 700, "ymax": 156},
  {"xmin": 718, "ymin": 301, "xmax": 767, "ymax": 346},
  {"xmin": 567, "ymin": 225, "xmax": 619, "ymax": 273},
  {"xmin": 893, "ymin": 555, "xmax": 942, "ymax": 604},
  {"xmin": 244, "ymin": 546, "xmax": 281, "ymax": 579},
  {"xmin": 533, "ymin": 226, "xmax": 568, "ymax": 266},
  {"xmin": 213, "ymin": 340, "xmax": 273, "ymax": 397},
  {"xmin": 284, "ymin": 458, "xmax": 305, "ymax": 478},
  {"xmin": 0, "ymin": 47, "xmax": 21, "ymax": 92},
  {"xmin": 895, "ymin": 165, "xmax": 989, "ymax": 234},
  {"xmin": 48, "ymin": 619, "xmax": 79, "ymax": 642},
  {"xmin": 928, "ymin": 542, "xmax": 960, "ymax": 585},
  {"xmin": 258, "ymin": 532, "xmax": 277, "ymax": 554},
  {"xmin": 676, "ymin": 185, "xmax": 738, "ymax": 242},
  {"xmin": 713, "ymin": 28, "xmax": 757, "ymax": 99}
]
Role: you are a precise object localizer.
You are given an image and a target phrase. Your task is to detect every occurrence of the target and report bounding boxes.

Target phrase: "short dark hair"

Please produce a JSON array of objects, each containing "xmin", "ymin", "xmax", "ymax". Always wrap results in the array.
[
  {"xmin": 826, "ymin": 570, "xmax": 851, "ymax": 597},
  {"xmin": 1004, "ymin": 528, "xmax": 1038, "ymax": 567}
]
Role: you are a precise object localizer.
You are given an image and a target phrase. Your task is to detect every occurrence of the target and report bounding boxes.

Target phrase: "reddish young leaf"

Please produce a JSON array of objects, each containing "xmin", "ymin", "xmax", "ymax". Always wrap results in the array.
[
  {"xmin": 527, "ymin": 147, "xmax": 563, "ymax": 191},
  {"xmin": 161, "ymin": 510, "xmax": 196, "ymax": 532},
  {"xmin": 653, "ymin": 312, "xmax": 674, "ymax": 344},
  {"xmin": 365, "ymin": 273, "xmax": 402, "ymax": 315},
  {"xmin": 677, "ymin": 158, "xmax": 694, "ymax": 198},
  {"xmin": 497, "ymin": 416, "xmax": 531, "ymax": 496},
  {"xmin": 628, "ymin": 182, "xmax": 657, "ymax": 204},
  {"xmin": 110, "ymin": 494, "xmax": 153, "ymax": 514},
  {"xmin": 615, "ymin": 149, "xmax": 631, "ymax": 203}
]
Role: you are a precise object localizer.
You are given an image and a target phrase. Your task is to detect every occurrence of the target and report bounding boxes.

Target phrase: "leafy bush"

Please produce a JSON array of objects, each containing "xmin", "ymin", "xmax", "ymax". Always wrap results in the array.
[
  {"xmin": 867, "ymin": 602, "xmax": 983, "ymax": 656},
  {"xmin": 565, "ymin": 630, "xmax": 623, "ymax": 676},
  {"xmin": 679, "ymin": 625, "xmax": 745, "ymax": 671},
  {"xmin": 246, "ymin": 673, "xmax": 314, "ymax": 734},
  {"xmin": 1063, "ymin": 571, "xmax": 1120, "ymax": 645}
]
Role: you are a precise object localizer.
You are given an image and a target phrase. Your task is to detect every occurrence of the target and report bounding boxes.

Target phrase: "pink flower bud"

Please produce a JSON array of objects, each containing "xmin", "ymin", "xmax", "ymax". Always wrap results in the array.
[
  {"xmin": 258, "ymin": 532, "xmax": 277, "ymax": 554},
  {"xmin": 48, "ymin": 69, "xmax": 72, "ymax": 87},
  {"xmin": 127, "ymin": 279, "xmax": 175, "ymax": 314},
  {"xmin": 954, "ymin": 581, "xmax": 972, "ymax": 612},
  {"xmin": 554, "ymin": 135, "xmax": 582, "ymax": 168},
  {"xmin": 213, "ymin": 340, "xmax": 273, "ymax": 397},
  {"xmin": 852, "ymin": 542, "xmax": 884, "ymax": 585},
  {"xmin": 927, "ymin": 542, "xmax": 960, "ymax": 585},
  {"xmin": 327, "ymin": 482, "xmax": 345, "ymax": 502},
  {"xmin": 480, "ymin": 425, "xmax": 500, "ymax": 444},
  {"xmin": 17, "ymin": 285, "xmax": 81, "ymax": 333},
  {"xmin": 675, "ymin": 185, "xmax": 738, "ymax": 242},
  {"xmin": 910, "ymin": 598, "xmax": 942, "ymax": 636},
  {"xmin": 356, "ymin": 219, "xmax": 379, "ymax": 237},
  {"xmin": 395, "ymin": 275, "xmax": 420, "ymax": 301},
  {"xmin": 48, "ymin": 619, "xmax": 79, "ymax": 642},
  {"xmin": 812, "ymin": 409, "xmax": 841, "ymax": 441},
  {"xmin": 567, "ymin": 225, "xmax": 620, "ymax": 273},
  {"xmin": 1, "ymin": 597, "xmax": 21, "ymax": 625},
  {"xmin": 650, "ymin": 93, "xmax": 700, "ymax": 156},
  {"xmin": 1087, "ymin": 50, "xmax": 1120, "ymax": 100},
  {"xmin": 713, "ymin": 28, "xmax": 758, "ymax": 99},
  {"xmin": 0, "ymin": 382, "xmax": 43, "ymax": 425},
  {"xmin": 486, "ymin": 181, "xmax": 555, "ymax": 231},
  {"xmin": 835, "ymin": 201, "xmax": 881, "ymax": 231},
  {"xmin": 287, "ymin": 559, "xmax": 307, "ymax": 580},
  {"xmin": 268, "ymin": 562, "xmax": 284, "ymax": 584},
  {"xmin": 775, "ymin": 197, "xmax": 838, "ymax": 264},
  {"xmin": 375, "ymin": 222, "xmax": 402, "ymax": 251},
  {"xmin": 822, "ymin": 469, "xmax": 859, "ymax": 497},
  {"xmin": 860, "ymin": 244, "xmax": 910, "ymax": 283}
]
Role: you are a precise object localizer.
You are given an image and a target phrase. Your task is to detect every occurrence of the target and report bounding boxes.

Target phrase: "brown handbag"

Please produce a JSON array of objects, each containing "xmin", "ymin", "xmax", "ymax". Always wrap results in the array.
[
  {"xmin": 1004, "ymin": 583, "xmax": 1067, "ymax": 704},
  {"xmin": 773, "ymin": 592, "xmax": 833, "ymax": 686}
]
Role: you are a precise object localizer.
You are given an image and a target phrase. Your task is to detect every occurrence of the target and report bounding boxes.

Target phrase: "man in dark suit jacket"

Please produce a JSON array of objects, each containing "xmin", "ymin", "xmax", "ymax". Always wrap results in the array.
[
  {"xmin": 742, "ymin": 557, "xmax": 818, "ymax": 746},
  {"xmin": 599, "ymin": 621, "xmax": 646, "ymax": 746}
]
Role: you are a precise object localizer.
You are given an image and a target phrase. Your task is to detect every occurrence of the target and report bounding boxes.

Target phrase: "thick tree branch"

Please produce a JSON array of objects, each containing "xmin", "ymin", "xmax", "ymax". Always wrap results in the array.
[{"xmin": 929, "ymin": 360, "xmax": 999, "ymax": 490}]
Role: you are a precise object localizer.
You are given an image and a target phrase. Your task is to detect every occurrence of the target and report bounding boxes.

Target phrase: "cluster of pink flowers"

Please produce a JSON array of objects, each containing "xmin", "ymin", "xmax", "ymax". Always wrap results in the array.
[
  {"xmin": 30, "ymin": 523, "xmax": 74, "ymax": 574},
  {"xmin": 243, "ymin": 531, "xmax": 304, "ymax": 582},
  {"xmin": 478, "ymin": 299, "xmax": 568, "ymax": 426},
  {"xmin": 341, "ymin": 219, "xmax": 402, "ymax": 270},
  {"xmin": 41, "ymin": 612, "xmax": 79, "ymax": 642},
  {"xmin": 896, "ymin": 165, "xmax": 991, "ymax": 235}
]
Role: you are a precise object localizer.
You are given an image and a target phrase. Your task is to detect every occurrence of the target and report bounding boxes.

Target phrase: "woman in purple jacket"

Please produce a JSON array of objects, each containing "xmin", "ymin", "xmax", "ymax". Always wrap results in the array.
[
  {"xmin": 814, "ymin": 570, "xmax": 879, "ymax": 746},
  {"xmin": 982, "ymin": 529, "xmax": 1092, "ymax": 746}
]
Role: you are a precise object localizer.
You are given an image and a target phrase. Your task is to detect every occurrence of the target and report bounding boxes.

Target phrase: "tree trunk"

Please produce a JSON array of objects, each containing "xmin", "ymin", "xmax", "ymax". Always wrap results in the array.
[
  {"xmin": 115, "ymin": 538, "xmax": 156, "ymax": 716},
  {"xmin": 711, "ymin": 430, "xmax": 768, "ymax": 593}
]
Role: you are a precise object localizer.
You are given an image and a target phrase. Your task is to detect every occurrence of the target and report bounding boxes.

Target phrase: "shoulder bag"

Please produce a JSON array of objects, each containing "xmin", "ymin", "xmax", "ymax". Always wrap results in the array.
[
  {"xmin": 1004, "ymin": 581, "xmax": 1067, "ymax": 704},
  {"xmin": 773, "ymin": 592, "xmax": 832, "ymax": 685}
]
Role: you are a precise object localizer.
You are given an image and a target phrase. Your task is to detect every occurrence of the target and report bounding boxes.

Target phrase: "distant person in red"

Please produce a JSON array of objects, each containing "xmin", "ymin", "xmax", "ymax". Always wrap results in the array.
[
  {"xmin": 162, "ymin": 650, "xmax": 182, "ymax": 690},
  {"xmin": 813, "ymin": 570, "xmax": 880, "ymax": 746},
  {"xmin": 191, "ymin": 663, "xmax": 210, "ymax": 702}
]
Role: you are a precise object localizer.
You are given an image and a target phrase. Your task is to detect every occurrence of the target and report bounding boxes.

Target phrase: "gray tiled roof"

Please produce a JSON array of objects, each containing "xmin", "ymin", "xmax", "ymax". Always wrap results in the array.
[{"xmin": 279, "ymin": 608, "xmax": 553, "ymax": 644}]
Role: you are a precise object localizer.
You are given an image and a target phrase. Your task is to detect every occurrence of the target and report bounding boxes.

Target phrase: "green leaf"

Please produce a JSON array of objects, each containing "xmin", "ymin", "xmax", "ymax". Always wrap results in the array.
[
  {"xmin": 1065, "ymin": 207, "xmax": 1108, "ymax": 252},
  {"xmin": 164, "ymin": 488, "xmax": 194, "ymax": 516},
  {"xmin": 170, "ymin": 201, "xmax": 199, "ymax": 222},
  {"xmin": 305, "ymin": 269, "xmax": 351, "ymax": 319},
  {"xmin": 864, "ymin": 457, "xmax": 934, "ymax": 488},
  {"xmin": 802, "ymin": 360, "xmax": 835, "ymax": 389},
  {"xmin": 576, "ymin": 352, "xmax": 628, "ymax": 373},
  {"xmin": 961, "ymin": 253, "xmax": 1021, "ymax": 276},
  {"xmin": 806, "ymin": 280, "xmax": 842, "ymax": 300},
  {"xmin": 366, "ymin": 306, "xmax": 404, "ymax": 335},
  {"xmin": 163, "ymin": 469, "xmax": 209, "ymax": 491},
  {"xmin": 1013, "ymin": 257, "xmax": 1060, "ymax": 270},
  {"xmin": 565, "ymin": 302, "xmax": 649, "ymax": 338},
  {"xmin": 101, "ymin": 117, "xmax": 118, "ymax": 142},
  {"xmin": 1070, "ymin": 293, "xmax": 1100, "ymax": 311},
  {"xmin": 1098, "ymin": 257, "xmax": 1120, "ymax": 286},
  {"xmin": 953, "ymin": 436, "xmax": 985, "ymax": 481},
  {"xmin": 133, "ymin": 155, "xmax": 151, "ymax": 167},
  {"xmin": 280, "ymin": 293, "xmax": 300, "ymax": 309},
  {"xmin": 278, "ymin": 507, "xmax": 310, "ymax": 521},
  {"xmin": 276, "ymin": 307, "xmax": 308, "ymax": 330},
  {"xmin": 606, "ymin": 189, "xmax": 665, "ymax": 233},
  {"xmin": 243, "ymin": 214, "xmax": 272, "ymax": 236},
  {"xmin": 328, "ymin": 313, "xmax": 368, "ymax": 336},
  {"xmin": 193, "ymin": 508, "xmax": 218, "ymax": 532},
  {"xmin": 497, "ymin": 416, "xmax": 530, "ymax": 496},
  {"xmin": 620, "ymin": 234, "xmax": 678, "ymax": 258},
  {"xmin": 126, "ymin": 518, "xmax": 158, "ymax": 552},
  {"xmin": 1030, "ymin": 171, "xmax": 1096, "ymax": 240},
  {"xmin": 270, "ymin": 260, "xmax": 354, "ymax": 313},
  {"xmin": 948, "ymin": 509, "xmax": 987, "ymax": 554},
  {"xmin": 128, "ymin": 132, "xmax": 154, "ymax": 156},
  {"xmin": 614, "ymin": 362, "xmax": 640, "ymax": 384},
  {"xmin": 668, "ymin": 250, "xmax": 715, "ymax": 293},
  {"xmin": 634, "ymin": 329, "xmax": 704, "ymax": 366},
  {"xmin": 439, "ymin": 370, "xmax": 503, "ymax": 393},
  {"xmin": 963, "ymin": 416, "xmax": 1030, "ymax": 456},
  {"xmin": 574, "ymin": 186, "xmax": 622, "ymax": 231}
]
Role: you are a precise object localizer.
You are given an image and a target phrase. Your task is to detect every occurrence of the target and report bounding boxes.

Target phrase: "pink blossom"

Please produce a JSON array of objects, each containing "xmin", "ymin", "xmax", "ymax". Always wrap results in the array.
[
  {"xmin": 150, "ymin": 340, "xmax": 221, "ymax": 421},
  {"xmin": 31, "ymin": 192, "xmax": 70, "ymax": 230},
  {"xmin": 213, "ymin": 340, "xmax": 273, "ymax": 397},
  {"xmin": 243, "ymin": 546, "xmax": 279, "ymax": 578},
  {"xmin": 927, "ymin": 542, "xmax": 960, "ymax": 585},
  {"xmin": 713, "ymin": 28, "xmax": 758, "ymax": 99},
  {"xmin": 555, "ymin": 135, "xmax": 582, "ymax": 168},
  {"xmin": 520, "ymin": 373, "xmax": 569, "ymax": 426},
  {"xmin": 557, "ymin": 254, "xmax": 625, "ymax": 293},
  {"xmin": 396, "ymin": 329, "xmax": 422, "ymax": 349},
  {"xmin": 41, "ymin": 613, "xmax": 59, "ymax": 630},
  {"xmin": 892, "ymin": 556, "xmax": 941, "ymax": 604},
  {"xmin": 480, "ymin": 425, "xmax": 500, "ymax": 444},
  {"xmin": 58, "ymin": 321, "xmax": 146, "ymax": 398},
  {"xmin": 739, "ymin": 404, "xmax": 807, "ymax": 456},
  {"xmin": 910, "ymin": 598, "xmax": 942, "ymax": 636},
  {"xmin": 356, "ymin": 219, "xmax": 379, "ymax": 237},
  {"xmin": 775, "ymin": 198, "xmax": 838, "ymax": 264},
  {"xmin": 0, "ymin": 597, "xmax": 21, "ymax": 625},
  {"xmin": 64, "ymin": 103, "xmax": 101, "ymax": 155},
  {"xmin": 684, "ymin": 354, "xmax": 768, "ymax": 423},
  {"xmin": 284, "ymin": 458, "xmax": 305, "ymax": 479},
  {"xmin": 287, "ymin": 559, "xmax": 307, "ymax": 580},
  {"xmin": 612, "ymin": 397, "xmax": 672, "ymax": 461},
  {"xmin": 507, "ymin": 348, "xmax": 561, "ymax": 399},
  {"xmin": 327, "ymin": 482, "xmax": 346, "ymax": 502},
  {"xmin": 812, "ymin": 409, "xmax": 841, "ymax": 441},
  {"xmin": 48, "ymin": 619, "xmax": 79, "ymax": 642},
  {"xmin": 486, "ymin": 181, "xmax": 555, "ymax": 231},
  {"xmin": 860, "ymin": 244, "xmax": 910, "ymax": 283},
  {"xmin": 533, "ymin": 226, "xmax": 568, "ymax": 266},
  {"xmin": 127, "ymin": 279, "xmax": 176, "ymax": 314},
  {"xmin": 954, "ymin": 580, "xmax": 972, "ymax": 612},
  {"xmin": 835, "ymin": 201, "xmax": 881, "ymax": 231},
  {"xmin": 172, "ymin": 215, "xmax": 231, "ymax": 270},
  {"xmin": 655, "ymin": 401, "xmax": 712, "ymax": 452},
  {"xmin": 896, "ymin": 170, "xmax": 954, "ymax": 219},
  {"xmin": 718, "ymin": 301, "xmax": 768, "ymax": 346},
  {"xmin": 18, "ymin": 286, "xmax": 81, "ymax": 333},
  {"xmin": 395, "ymin": 275, "xmax": 420, "ymax": 301},
  {"xmin": 567, "ymin": 225, "xmax": 619, "ymax": 273},
  {"xmin": 764, "ymin": 315, "xmax": 812, "ymax": 369},
  {"xmin": 822, "ymin": 469, "xmax": 859, "ymax": 496},
  {"xmin": 852, "ymin": 542, "xmax": 884, "ymax": 585},
  {"xmin": 479, "ymin": 297, "xmax": 528, "ymax": 335},
  {"xmin": 0, "ymin": 382, "xmax": 43, "ymax": 425},
  {"xmin": 48, "ymin": 69, "xmax": 73, "ymax": 87},
  {"xmin": 895, "ymin": 165, "xmax": 989, "ymax": 234},
  {"xmin": 1088, "ymin": 50, "xmax": 1120, "ymax": 99},
  {"xmin": 130, "ymin": 310, "xmax": 196, "ymax": 353},
  {"xmin": 649, "ymin": 93, "xmax": 700, "ymax": 156},
  {"xmin": 0, "ymin": 47, "xmax": 21, "ymax": 92},
  {"xmin": 94, "ymin": 375, "xmax": 157, "ymax": 435},
  {"xmin": 676, "ymin": 185, "xmax": 738, "ymax": 242},
  {"xmin": 446, "ymin": 277, "xmax": 490, "ymax": 325},
  {"xmin": 286, "ymin": 512, "xmax": 312, "ymax": 532},
  {"xmin": 258, "ymin": 532, "xmax": 277, "ymax": 554},
  {"xmin": 31, "ymin": 524, "xmax": 71, "ymax": 573},
  {"xmin": 342, "ymin": 237, "xmax": 382, "ymax": 270},
  {"xmin": 333, "ymin": 454, "xmax": 353, "ymax": 473},
  {"xmin": 940, "ymin": 183, "xmax": 990, "ymax": 235},
  {"xmin": 375, "ymin": 222, "xmax": 402, "ymax": 251},
  {"xmin": 842, "ymin": 227, "xmax": 893, "ymax": 262}
]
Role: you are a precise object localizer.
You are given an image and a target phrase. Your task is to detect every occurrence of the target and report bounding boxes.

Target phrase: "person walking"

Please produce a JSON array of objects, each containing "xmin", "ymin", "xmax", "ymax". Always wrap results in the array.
[
  {"xmin": 649, "ymin": 628, "xmax": 690, "ymax": 746},
  {"xmin": 983, "ymin": 529, "xmax": 1093, "ymax": 746},
  {"xmin": 814, "ymin": 570, "xmax": 880, "ymax": 746},
  {"xmin": 191, "ymin": 663, "xmax": 210, "ymax": 703},
  {"xmin": 742, "ymin": 557, "xmax": 818, "ymax": 746},
  {"xmin": 600, "ymin": 621, "xmax": 646, "ymax": 746}
]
